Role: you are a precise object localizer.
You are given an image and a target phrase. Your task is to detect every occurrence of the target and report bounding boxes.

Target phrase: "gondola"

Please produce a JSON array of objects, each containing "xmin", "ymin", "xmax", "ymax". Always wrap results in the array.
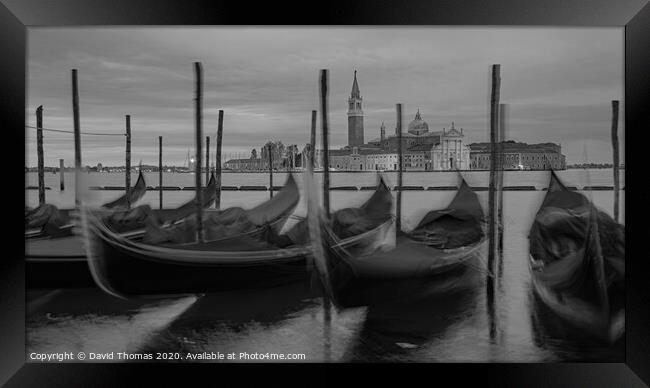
[
  {"xmin": 98, "ymin": 170, "xmax": 148, "ymax": 210},
  {"xmin": 308, "ymin": 173, "xmax": 487, "ymax": 308},
  {"xmin": 25, "ymin": 172, "xmax": 218, "ymax": 289},
  {"xmin": 270, "ymin": 174, "xmax": 393, "ymax": 249},
  {"xmin": 103, "ymin": 172, "xmax": 218, "ymax": 235},
  {"xmin": 528, "ymin": 171, "xmax": 624, "ymax": 344},
  {"xmin": 25, "ymin": 170, "xmax": 148, "ymax": 239},
  {"xmin": 83, "ymin": 174, "xmax": 310, "ymax": 297},
  {"xmin": 83, "ymin": 172, "xmax": 395, "ymax": 298}
]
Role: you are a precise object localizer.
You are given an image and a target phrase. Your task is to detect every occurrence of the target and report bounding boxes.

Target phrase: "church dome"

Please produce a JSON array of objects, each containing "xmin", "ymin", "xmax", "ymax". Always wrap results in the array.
[{"xmin": 408, "ymin": 109, "xmax": 429, "ymax": 134}]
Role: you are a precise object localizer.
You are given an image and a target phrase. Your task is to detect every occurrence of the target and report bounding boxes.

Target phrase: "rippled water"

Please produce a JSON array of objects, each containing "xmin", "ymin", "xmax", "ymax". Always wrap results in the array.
[{"xmin": 25, "ymin": 170, "xmax": 625, "ymax": 362}]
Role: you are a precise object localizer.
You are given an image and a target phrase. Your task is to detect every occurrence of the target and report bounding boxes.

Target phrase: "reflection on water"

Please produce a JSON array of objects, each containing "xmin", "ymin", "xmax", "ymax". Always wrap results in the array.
[
  {"xmin": 136, "ymin": 283, "xmax": 368, "ymax": 362},
  {"xmin": 27, "ymin": 289, "xmax": 198, "ymax": 359},
  {"xmin": 26, "ymin": 279, "xmax": 623, "ymax": 362},
  {"xmin": 528, "ymin": 290, "xmax": 624, "ymax": 362},
  {"xmin": 25, "ymin": 170, "xmax": 625, "ymax": 362},
  {"xmin": 342, "ymin": 288, "xmax": 480, "ymax": 362}
]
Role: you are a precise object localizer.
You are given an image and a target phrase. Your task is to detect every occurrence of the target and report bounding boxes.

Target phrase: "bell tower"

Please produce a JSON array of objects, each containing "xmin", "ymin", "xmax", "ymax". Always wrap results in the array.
[{"xmin": 347, "ymin": 70, "xmax": 364, "ymax": 147}]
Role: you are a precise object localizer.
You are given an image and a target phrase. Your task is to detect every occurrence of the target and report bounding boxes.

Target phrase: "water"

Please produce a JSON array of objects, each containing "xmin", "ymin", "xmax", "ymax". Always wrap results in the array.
[{"xmin": 25, "ymin": 170, "xmax": 625, "ymax": 362}]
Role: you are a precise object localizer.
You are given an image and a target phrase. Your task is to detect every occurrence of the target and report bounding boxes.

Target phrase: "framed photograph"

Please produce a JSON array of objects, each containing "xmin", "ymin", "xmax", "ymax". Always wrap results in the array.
[{"xmin": 2, "ymin": 0, "xmax": 648, "ymax": 386}]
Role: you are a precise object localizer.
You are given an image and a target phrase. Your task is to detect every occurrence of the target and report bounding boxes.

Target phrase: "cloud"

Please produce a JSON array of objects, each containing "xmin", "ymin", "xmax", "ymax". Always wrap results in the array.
[{"xmin": 26, "ymin": 27, "xmax": 623, "ymax": 166}]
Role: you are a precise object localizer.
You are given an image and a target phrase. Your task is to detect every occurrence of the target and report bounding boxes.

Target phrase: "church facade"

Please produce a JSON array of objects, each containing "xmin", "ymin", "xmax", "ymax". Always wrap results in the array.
[
  {"xmin": 341, "ymin": 70, "xmax": 471, "ymax": 171},
  {"xmin": 431, "ymin": 122, "xmax": 472, "ymax": 170}
]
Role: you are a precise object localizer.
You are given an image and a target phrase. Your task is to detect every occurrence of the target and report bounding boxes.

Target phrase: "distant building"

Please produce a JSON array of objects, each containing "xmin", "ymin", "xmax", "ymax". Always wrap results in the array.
[
  {"xmin": 327, "ymin": 147, "xmax": 428, "ymax": 171},
  {"xmin": 469, "ymin": 141, "xmax": 566, "ymax": 170},
  {"xmin": 224, "ymin": 70, "xmax": 567, "ymax": 173},
  {"xmin": 431, "ymin": 122, "xmax": 471, "ymax": 170},
  {"xmin": 337, "ymin": 77, "xmax": 472, "ymax": 171},
  {"xmin": 223, "ymin": 158, "xmax": 264, "ymax": 170},
  {"xmin": 347, "ymin": 70, "xmax": 364, "ymax": 147},
  {"xmin": 224, "ymin": 142, "xmax": 301, "ymax": 171}
]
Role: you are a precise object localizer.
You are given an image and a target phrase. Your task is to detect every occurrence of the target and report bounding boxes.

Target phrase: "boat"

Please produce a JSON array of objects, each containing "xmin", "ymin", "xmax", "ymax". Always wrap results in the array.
[
  {"xmin": 270, "ymin": 174, "xmax": 393, "ymax": 249},
  {"xmin": 528, "ymin": 170, "xmax": 624, "ymax": 344},
  {"xmin": 25, "ymin": 234, "xmax": 97, "ymax": 289},
  {"xmin": 98, "ymin": 170, "xmax": 147, "ymax": 210},
  {"xmin": 25, "ymin": 170, "xmax": 148, "ymax": 239},
  {"xmin": 103, "ymin": 172, "xmax": 218, "ymax": 234},
  {"xmin": 82, "ymin": 174, "xmax": 312, "ymax": 297},
  {"xmin": 25, "ymin": 172, "xmax": 218, "ymax": 289},
  {"xmin": 308, "ymin": 173, "xmax": 488, "ymax": 308},
  {"xmin": 82, "ymin": 171, "xmax": 397, "ymax": 297}
]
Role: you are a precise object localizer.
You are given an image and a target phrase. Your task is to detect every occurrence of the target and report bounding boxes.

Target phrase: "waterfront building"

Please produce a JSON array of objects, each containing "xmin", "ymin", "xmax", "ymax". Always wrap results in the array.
[
  {"xmin": 224, "ymin": 70, "xmax": 565, "ymax": 173},
  {"xmin": 365, "ymin": 151, "xmax": 399, "ymax": 170},
  {"xmin": 327, "ymin": 147, "xmax": 429, "ymax": 171},
  {"xmin": 469, "ymin": 141, "xmax": 566, "ymax": 170},
  {"xmin": 341, "ymin": 90, "xmax": 472, "ymax": 171},
  {"xmin": 431, "ymin": 122, "xmax": 472, "ymax": 170},
  {"xmin": 224, "ymin": 142, "xmax": 302, "ymax": 171},
  {"xmin": 223, "ymin": 158, "xmax": 265, "ymax": 171}
]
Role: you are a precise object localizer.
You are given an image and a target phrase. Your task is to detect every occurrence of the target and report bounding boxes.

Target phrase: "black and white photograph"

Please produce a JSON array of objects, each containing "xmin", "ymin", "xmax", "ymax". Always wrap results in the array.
[{"xmin": 23, "ymin": 26, "xmax": 626, "ymax": 363}]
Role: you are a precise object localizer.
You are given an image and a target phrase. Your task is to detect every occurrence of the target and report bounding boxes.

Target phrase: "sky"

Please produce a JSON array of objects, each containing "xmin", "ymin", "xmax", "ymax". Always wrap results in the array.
[{"xmin": 26, "ymin": 27, "xmax": 624, "ymax": 167}]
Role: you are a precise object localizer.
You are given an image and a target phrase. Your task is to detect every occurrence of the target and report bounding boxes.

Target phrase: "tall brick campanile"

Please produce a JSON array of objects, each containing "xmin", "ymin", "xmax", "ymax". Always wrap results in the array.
[{"xmin": 347, "ymin": 70, "xmax": 364, "ymax": 147}]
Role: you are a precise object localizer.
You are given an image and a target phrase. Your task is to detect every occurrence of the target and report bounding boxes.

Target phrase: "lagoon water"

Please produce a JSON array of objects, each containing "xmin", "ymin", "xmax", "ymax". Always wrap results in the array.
[{"xmin": 25, "ymin": 169, "xmax": 625, "ymax": 362}]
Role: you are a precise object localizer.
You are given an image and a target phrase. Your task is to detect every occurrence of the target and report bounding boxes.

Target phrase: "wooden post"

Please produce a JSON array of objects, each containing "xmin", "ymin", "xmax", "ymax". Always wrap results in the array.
[
  {"xmin": 59, "ymin": 159, "xmax": 65, "ymax": 191},
  {"xmin": 205, "ymin": 135, "xmax": 210, "ymax": 183},
  {"xmin": 396, "ymin": 103, "xmax": 403, "ymax": 233},
  {"xmin": 125, "ymin": 114, "xmax": 132, "ymax": 208},
  {"xmin": 497, "ymin": 103, "xmax": 506, "ymax": 268},
  {"xmin": 71, "ymin": 69, "xmax": 81, "ymax": 207},
  {"xmin": 158, "ymin": 136, "xmax": 163, "ymax": 209},
  {"xmin": 194, "ymin": 62, "xmax": 204, "ymax": 243},
  {"xmin": 319, "ymin": 69, "xmax": 332, "ymax": 349},
  {"xmin": 487, "ymin": 64, "xmax": 501, "ymax": 344},
  {"xmin": 268, "ymin": 143, "xmax": 274, "ymax": 198},
  {"xmin": 215, "ymin": 110, "xmax": 223, "ymax": 209},
  {"xmin": 488, "ymin": 64, "xmax": 501, "ymax": 275},
  {"xmin": 310, "ymin": 110, "xmax": 317, "ymax": 167},
  {"xmin": 320, "ymin": 69, "xmax": 330, "ymax": 216},
  {"xmin": 36, "ymin": 105, "xmax": 45, "ymax": 205},
  {"xmin": 611, "ymin": 100, "xmax": 620, "ymax": 222}
]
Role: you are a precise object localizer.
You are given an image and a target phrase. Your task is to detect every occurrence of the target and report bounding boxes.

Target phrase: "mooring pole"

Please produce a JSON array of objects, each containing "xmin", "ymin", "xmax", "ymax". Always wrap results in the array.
[
  {"xmin": 319, "ymin": 68, "xmax": 332, "ymax": 361},
  {"xmin": 268, "ymin": 143, "xmax": 274, "ymax": 199},
  {"xmin": 215, "ymin": 110, "xmax": 223, "ymax": 209},
  {"xmin": 487, "ymin": 64, "xmax": 501, "ymax": 344},
  {"xmin": 488, "ymin": 64, "xmax": 501, "ymax": 277},
  {"xmin": 125, "ymin": 114, "xmax": 132, "ymax": 208},
  {"xmin": 36, "ymin": 105, "xmax": 45, "ymax": 205},
  {"xmin": 497, "ymin": 103, "xmax": 506, "ymax": 275},
  {"xmin": 396, "ymin": 103, "xmax": 403, "ymax": 234},
  {"xmin": 158, "ymin": 136, "xmax": 163, "ymax": 209},
  {"xmin": 59, "ymin": 159, "xmax": 65, "ymax": 191},
  {"xmin": 194, "ymin": 62, "xmax": 204, "ymax": 243},
  {"xmin": 310, "ymin": 110, "xmax": 317, "ymax": 167},
  {"xmin": 320, "ymin": 69, "xmax": 330, "ymax": 216},
  {"xmin": 611, "ymin": 100, "xmax": 620, "ymax": 222},
  {"xmin": 71, "ymin": 69, "xmax": 82, "ymax": 207},
  {"xmin": 205, "ymin": 135, "xmax": 210, "ymax": 183}
]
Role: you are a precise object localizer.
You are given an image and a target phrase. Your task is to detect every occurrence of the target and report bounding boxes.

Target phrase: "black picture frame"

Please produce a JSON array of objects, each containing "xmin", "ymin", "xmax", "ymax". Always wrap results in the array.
[{"xmin": 2, "ymin": 0, "xmax": 648, "ymax": 386}]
